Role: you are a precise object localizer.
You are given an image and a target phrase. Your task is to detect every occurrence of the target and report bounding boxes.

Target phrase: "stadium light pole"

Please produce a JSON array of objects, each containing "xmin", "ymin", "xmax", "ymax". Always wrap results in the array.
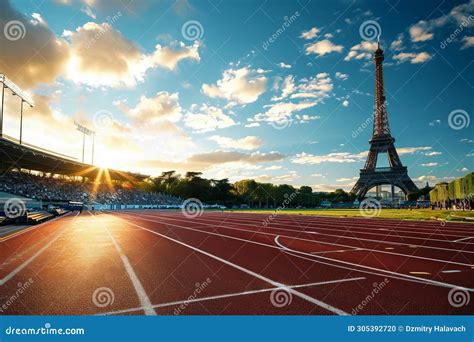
[
  {"xmin": 91, "ymin": 132, "xmax": 95, "ymax": 165},
  {"xmin": 0, "ymin": 81, "xmax": 4, "ymax": 138},
  {"xmin": 74, "ymin": 121, "xmax": 95, "ymax": 164},
  {"xmin": 0, "ymin": 74, "xmax": 34, "ymax": 142}
]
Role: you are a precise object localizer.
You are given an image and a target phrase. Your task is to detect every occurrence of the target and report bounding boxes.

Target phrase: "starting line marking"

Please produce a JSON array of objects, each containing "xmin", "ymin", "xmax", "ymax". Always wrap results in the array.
[{"xmin": 99, "ymin": 276, "xmax": 366, "ymax": 316}]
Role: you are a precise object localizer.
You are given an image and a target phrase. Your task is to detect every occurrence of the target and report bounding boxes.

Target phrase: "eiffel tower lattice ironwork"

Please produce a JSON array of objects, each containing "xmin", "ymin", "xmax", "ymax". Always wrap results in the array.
[{"xmin": 351, "ymin": 42, "xmax": 418, "ymax": 200}]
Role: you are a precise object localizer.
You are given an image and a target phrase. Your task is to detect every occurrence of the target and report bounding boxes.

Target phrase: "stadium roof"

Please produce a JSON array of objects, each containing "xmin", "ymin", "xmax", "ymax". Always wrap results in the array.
[{"xmin": 0, "ymin": 135, "xmax": 148, "ymax": 181}]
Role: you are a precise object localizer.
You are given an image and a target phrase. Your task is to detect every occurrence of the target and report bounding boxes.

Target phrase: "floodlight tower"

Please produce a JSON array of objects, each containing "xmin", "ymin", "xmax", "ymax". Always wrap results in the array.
[
  {"xmin": 74, "ymin": 121, "xmax": 95, "ymax": 164},
  {"xmin": 0, "ymin": 74, "xmax": 34, "ymax": 142}
]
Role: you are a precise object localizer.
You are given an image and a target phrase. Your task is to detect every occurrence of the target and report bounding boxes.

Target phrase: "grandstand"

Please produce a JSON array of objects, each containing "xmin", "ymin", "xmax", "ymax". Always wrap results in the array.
[{"xmin": 0, "ymin": 134, "xmax": 182, "ymax": 225}]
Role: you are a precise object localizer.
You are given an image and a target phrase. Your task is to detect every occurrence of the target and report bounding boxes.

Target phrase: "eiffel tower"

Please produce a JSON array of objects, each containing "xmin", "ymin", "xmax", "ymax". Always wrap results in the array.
[{"xmin": 351, "ymin": 41, "xmax": 418, "ymax": 200}]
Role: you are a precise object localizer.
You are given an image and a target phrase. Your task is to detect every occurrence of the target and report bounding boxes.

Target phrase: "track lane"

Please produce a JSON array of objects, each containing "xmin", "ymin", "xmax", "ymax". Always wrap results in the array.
[
  {"xmin": 125, "ymin": 211, "xmax": 474, "ymax": 267},
  {"xmin": 112, "ymin": 211, "xmax": 473, "ymax": 314}
]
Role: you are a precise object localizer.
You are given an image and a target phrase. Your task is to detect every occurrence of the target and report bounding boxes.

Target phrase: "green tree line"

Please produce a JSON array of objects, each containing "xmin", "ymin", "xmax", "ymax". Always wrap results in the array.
[{"xmin": 142, "ymin": 171, "xmax": 356, "ymax": 208}]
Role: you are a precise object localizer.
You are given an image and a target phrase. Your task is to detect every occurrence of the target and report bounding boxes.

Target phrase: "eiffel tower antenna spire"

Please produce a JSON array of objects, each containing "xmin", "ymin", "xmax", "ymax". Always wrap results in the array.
[{"xmin": 351, "ymin": 42, "xmax": 418, "ymax": 201}]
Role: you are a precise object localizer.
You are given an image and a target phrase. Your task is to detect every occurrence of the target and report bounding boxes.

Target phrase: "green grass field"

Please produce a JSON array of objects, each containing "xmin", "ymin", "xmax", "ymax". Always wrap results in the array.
[{"xmin": 228, "ymin": 208, "xmax": 474, "ymax": 222}]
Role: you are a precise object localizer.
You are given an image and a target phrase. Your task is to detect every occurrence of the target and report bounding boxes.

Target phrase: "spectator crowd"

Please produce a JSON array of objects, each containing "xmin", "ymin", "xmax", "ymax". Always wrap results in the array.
[{"xmin": 0, "ymin": 171, "xmax": 182, "ymax": 206}]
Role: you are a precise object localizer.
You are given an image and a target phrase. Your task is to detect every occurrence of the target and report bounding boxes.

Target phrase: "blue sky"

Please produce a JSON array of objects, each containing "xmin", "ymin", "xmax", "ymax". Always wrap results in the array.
[{"xmin": 1, "ymin": 0, "xmax": 472, "ymax": 191}]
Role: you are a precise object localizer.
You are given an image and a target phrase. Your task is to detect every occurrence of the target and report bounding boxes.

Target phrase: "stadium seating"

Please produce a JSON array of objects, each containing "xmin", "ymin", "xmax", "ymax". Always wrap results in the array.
[{"xmin": 0, "ymin": 170, "xmax": 182, "ymax": 206}]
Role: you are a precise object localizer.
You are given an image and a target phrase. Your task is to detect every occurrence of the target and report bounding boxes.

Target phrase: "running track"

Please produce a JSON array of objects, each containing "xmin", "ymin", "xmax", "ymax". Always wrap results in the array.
[{"xmin": 0, "ymin": 210, "xmax": 473, "ymax": 315}]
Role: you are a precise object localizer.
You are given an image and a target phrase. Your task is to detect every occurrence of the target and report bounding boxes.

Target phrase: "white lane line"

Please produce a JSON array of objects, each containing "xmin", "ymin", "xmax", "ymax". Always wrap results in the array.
[
  {"xmin": 311, "ymin": 248, "xmax": 362, "ymax": 254},
  {"xmin": 115, "ymin": 218, "xmax": 349, "ymax": 316},
  {"xmin": 104, "ymin": 227, "xmax": 156, "ymax": 316},
  {"xmin": 453, "ymin": 236, "xmax": 474, "ymax": 242},
  {"xmin": 127, "ymin": 213, "xmax": 474, "ymax": 266},
  {"xmin": 114, "ymin": 212, "xmax": 474, "ymax": 292},
  {"xmin": 142, "ymin": 213, "xmax": 474, "ymax": 254},
  {"xmin": 165, "ymin": 212, "xmax": 474, "ymax": 236},
  {"xmin": 273, "ymin": 236, "xmax": 473, "ymax": 292},
  {"xmin": 98, "ymin": 276, "xmax": 366, "ymax": 316},
  {"xmin": 0, "ymin": 215, "xmax": 77, "ymax": 286},
  {"xmin": 441, "ymin": 270, "xmax": 461, "ymax": 274}
]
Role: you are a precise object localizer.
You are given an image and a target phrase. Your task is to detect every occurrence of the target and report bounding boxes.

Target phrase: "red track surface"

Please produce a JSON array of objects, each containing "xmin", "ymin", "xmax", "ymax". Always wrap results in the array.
[{"xmin": 0, "ymin": 210, "xmax": 473, "ymax": 315}]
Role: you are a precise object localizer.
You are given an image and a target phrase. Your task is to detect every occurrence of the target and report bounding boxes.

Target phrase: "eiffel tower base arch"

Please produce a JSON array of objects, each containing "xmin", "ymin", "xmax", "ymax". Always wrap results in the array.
[{"xmin": 351, "ymin": 167, "xmax": 418, "ymax": 200}]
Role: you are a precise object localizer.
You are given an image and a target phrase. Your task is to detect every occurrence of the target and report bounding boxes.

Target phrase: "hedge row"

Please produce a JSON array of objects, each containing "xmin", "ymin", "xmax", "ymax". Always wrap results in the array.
[{"xmin": 429, "ymin": 172, "xmax": 473, "ymax": 203}]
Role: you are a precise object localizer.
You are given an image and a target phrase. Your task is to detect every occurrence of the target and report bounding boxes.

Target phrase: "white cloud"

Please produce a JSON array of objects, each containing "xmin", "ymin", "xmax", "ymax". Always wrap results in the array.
[
  {"xmin": 425, "ymin": 151, "xmax": 442, "ymax": 156},
  {"xmin": 202, "ymin": 67, "xmax": 268, "ymax": 104},
  {"xmin": 344, "ymin": 41, "xmax": 377, "ymax": 61},
  {"xmin": 66, "ymin": 22, "xmax": 201, "ymax": 87},
  {"xmin": 421, "ymin": 162, "xmax": 438, "ymax": 167},
  {"xmin": 272, "ymin": 75, "xmax": 296, "ymax": 101},
  {"xmin": 265, "ymin": 165, "xmax": 283, "ymax": 170},
  {"xmin": 255, "ymin": 73, "xmax": 333, "ymax": 126},
  {"xmin": 393, "ymin": 52, "xmax": 432, "ymax": 64},
  {"xmin": 409, "ymin": 22, "xmax": 434, "ymax": 42},
  {"xmin": 208, "ymin": 135, "xmax": 263, "ymax": 150},
  {"xmin": 300, "ymin": 27, "xmax": 320, "ymax": 40},
  {"xmin": 397, "ymin": 146, "xmax": 432, "ymax": 154},
  {"xmin": 295, "ymin": 114, "xmax": 321, "ymax": 123},
  {"xmin": 145, "ymin": 40, "xmax": 201, "ymax": 70},
  {"xmin": 335, "ymin": 72, "xmax": 348, "ymax": 80},
  {"xmin": 278, "ymin": 62, "xmax": 292, "ymax": 69},
  {"xmin": 292, "ymin": 146, "xmax": 432, "ymax": 165},
  {"xmin": 461, "ymin": 36, "xmax": 474, "ymax": 49},
  {"xmin": 291, "ymin": 152, "xmax": 368, "ymax": 165},
  {"xmin": 125, "ymin": 91, "xmax": 182, "ymax": 126},
  {"xmin": 342, "ymin": 100, "xmax": 349, "ymax": 107},
  {"xmin": 0, "ymin": 2, "xmax": 70, "ymax": 88},
  {"xmin": 409, "ymin": 1, "xmax": 474, "ymax": 42},
  {"xmin": 184, "ymin": 104, "xmax": 237, "ymax": 133},
  {"xmin": 253, "ymin": 101, "xmax": 319, "ymax": 126},
  {"xmin": 311, "ymin": 173, "xmax": 325, "ymax": 177},
  {"xmin": 305, "ymin": 39, "xmax": 344, "ymax": 57},
  {"xmin": 290, "ymin": 73, "xmax": 333, "ymax": 100},
  {"xmin": 336, "ymin": 177, "xmax": 358, "ymax": 182},
  {"xmin": 390, "ymin": 33, "xmax": 405, "ymax": 51},
  {"xmin": 254, "ymin": 171, "xmax": 299, "ymax": 184}
]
